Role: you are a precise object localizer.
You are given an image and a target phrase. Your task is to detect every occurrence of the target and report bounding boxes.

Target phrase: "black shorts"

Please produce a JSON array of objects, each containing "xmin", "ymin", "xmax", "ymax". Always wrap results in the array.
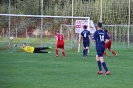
[
  {"xmin": 97, "ymin": 50, "xmax": 104, "ymax": 57},
  {"xmin": 83, "ymin": 41, "xmax": 90, "ymax": 48}
]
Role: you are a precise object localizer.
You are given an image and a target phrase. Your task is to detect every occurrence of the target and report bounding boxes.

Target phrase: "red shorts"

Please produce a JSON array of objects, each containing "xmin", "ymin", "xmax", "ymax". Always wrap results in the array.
[
  {"xmin": 105, "ymin": 40, "xmax": 112, "ymax": 49},
  {"xmin": 56, "ymin": 42, "xmax": 64, "ymax": 49}
]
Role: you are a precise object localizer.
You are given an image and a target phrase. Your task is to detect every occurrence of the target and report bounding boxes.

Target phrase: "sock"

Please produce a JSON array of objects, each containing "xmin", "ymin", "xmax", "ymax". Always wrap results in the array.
[
  {"xmin": 62, "ymin": 51, "xmax": 65, "ymax": 57},
  {"xmin": 102, "ymin": 62, "xmax": 108, "ymax": 72},
  {"xmin": 56, "ymin": 49, "xmax": 58, "ymax": 56},
  {"xmin": 104, "ymin": 51, "xmax": 107, "ymax": 56},
  {"xmin": 97, "ymin": 61, "xmax": 102, "ymax": 71},
  {"xmin": 111, "ymin": 50, "xmax": 117, "ymax": 56},
  {"xmin": 83, "ymin": 49, "xmax": 85, "ymax": 56},
  {"xmin": 85, "ymin": 49, "xmax": 88, "ymax": 56}
]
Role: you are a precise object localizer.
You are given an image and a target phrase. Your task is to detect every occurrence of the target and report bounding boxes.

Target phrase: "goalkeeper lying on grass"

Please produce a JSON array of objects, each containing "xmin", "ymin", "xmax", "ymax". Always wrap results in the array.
[{"xmin": 14, "ymin": 43, "xmax": 51, "ymax": 53}]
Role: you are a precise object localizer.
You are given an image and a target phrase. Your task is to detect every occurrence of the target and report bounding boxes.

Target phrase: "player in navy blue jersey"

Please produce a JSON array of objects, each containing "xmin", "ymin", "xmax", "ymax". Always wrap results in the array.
[
  {"xmin": 93, "ymin": 22, "xmax": 110, "ymax": 75},
  {"xmin": 79, "ymin": 25, "xmax": 91, "ymax": 57}
]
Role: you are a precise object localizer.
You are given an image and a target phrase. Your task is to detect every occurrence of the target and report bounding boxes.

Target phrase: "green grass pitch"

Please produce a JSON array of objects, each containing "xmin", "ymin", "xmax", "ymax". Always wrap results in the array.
[
  {"xmin": 0, "ymin": 37, "xmax": 133, "ymax": 88},
  {"xmin": 0, "ymin": 47, "xmax": 133, "ymax": 88}
]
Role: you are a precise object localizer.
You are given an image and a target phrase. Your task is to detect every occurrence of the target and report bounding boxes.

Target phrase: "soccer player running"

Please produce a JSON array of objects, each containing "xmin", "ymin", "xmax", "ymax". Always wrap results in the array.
[
  {"xmin": 18, "ymin": 43, "xmax": 51, "ymax": 53},
  {"xmin": 104, "ymin": 29, "xmax": 117, "ymax": 57},
  {"xmin": 79, "ymin": 25, "xmax": 91, "ymax": 57},
  {"xmin": 93, "ymin": 22, "xmax": 110, "ymax": 75},
  {"xmin": 55, "ymin": 31, "xmax": 65, "ymax": 57}
]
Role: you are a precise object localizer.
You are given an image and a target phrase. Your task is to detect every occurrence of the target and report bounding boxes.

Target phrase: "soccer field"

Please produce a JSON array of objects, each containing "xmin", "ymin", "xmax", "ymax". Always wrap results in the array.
[{"xmin": 0, "ymin": 44, "xmax": 133, "ymax": 88}]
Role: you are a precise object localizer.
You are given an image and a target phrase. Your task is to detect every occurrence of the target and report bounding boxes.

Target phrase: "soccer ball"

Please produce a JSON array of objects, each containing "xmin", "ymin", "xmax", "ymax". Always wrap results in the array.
[
  {"xmin": 10, "ymin": 37, "xmax": 14, "ymax": 41},
  {"xmin": 14, "ymin": 44, "xmax": 17, "ymax": 47}
]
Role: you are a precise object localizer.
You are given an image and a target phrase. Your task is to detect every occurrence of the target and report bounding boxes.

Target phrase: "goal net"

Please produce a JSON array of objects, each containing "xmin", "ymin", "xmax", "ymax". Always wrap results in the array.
[{"xmin": 0, "ymin": 13, "xmax": 90, "ymax": 51}]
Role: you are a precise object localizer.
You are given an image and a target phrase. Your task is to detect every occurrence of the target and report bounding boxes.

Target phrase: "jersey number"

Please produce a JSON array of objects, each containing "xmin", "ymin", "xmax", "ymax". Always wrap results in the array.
[
  {"xmin": 99, "ymin": 35, "xmax": 104, "ymax": 42},
  {"xmin": 84, "ymin": 33, "xmax": 86, "ymax": 37}
]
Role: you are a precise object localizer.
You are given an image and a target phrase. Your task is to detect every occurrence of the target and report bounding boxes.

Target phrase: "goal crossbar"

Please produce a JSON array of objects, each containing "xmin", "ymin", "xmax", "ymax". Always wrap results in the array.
[{"xmin": 0, "ymin": 14, "xmax": 90, "ymax": 19}]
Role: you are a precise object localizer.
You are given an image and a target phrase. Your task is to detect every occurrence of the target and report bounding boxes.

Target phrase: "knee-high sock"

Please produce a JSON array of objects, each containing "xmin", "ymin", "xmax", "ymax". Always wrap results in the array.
[
  {"xmin": 83, "ymin": 49, "xmax": 85, "ymax": 56},
  {"xmin": 109, "ymin": 49, "xmax": 117, "ymax": 56},
  {"xmin": 102, "ymin": 62, "xmax": 108, "ymax": 72},
  {"xmin": 111, "ymin": 50, "xmax": 117, "ymax": 56},
  {"xmin": 35, "ymin": 51, "xmax": 49, "ymax": 53},
  {"xmin": 62, "ymin": 51, "xmax": 65, "ymax": 56},
  {"xmin": 85, "ymin": 49, "xmax": 88, "ymax": 56},
  {"xmin": 56, "ymin": 49, "xmax": 58, "ymax": 56},
  {"xmin": 39, "ymin": 47, "xmax": 50, "ymax": 50},
  {"xmin": 97, "ymin": 61, "xmax": 102, "ymax": 71}
]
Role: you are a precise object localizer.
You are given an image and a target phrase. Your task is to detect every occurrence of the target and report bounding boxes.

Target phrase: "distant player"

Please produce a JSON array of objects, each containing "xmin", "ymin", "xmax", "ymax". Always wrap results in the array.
[
  {"xmin": 55, "ymin": 31, "xmax": 65, "ymax": 57},
  {"xmin": 104, "ymin": 29, "xmax": 117, "ymax": 57},
  {"xmin": 93, "ymin": 22, "xmax": 110, "ymax": 75},
  {"xmin": 15, "ymin": 43, "xmax": 51, "ymax": 53},
  {"xmin": 79, "ymin": 25, "xmax": 91, "ymax": 57}
]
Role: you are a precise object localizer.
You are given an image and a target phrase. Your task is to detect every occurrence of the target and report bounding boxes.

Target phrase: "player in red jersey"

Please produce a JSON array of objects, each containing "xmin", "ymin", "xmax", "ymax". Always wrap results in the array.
[
  {"xmin": 55, "ymin": 31, "xmax": 65, "ymax": 57},
  {"xmin": 104, "ymin": 29, "xmax": 117, "ymax": 57}
]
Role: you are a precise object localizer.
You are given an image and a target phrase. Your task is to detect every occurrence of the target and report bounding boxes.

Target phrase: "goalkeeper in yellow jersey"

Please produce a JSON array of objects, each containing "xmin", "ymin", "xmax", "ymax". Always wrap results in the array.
[{"xmin": 15, "ymin": 43, "xmax": 51, "ymax": 53}]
